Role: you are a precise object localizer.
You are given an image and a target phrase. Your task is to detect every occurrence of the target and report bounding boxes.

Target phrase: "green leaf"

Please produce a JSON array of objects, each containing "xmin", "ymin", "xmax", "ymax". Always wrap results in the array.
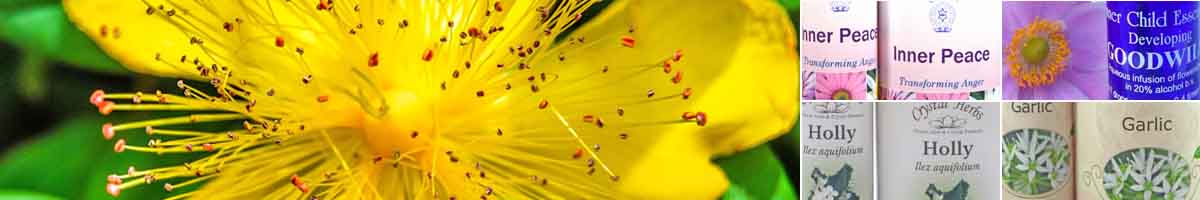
[
  {"xmin": 16, "ymin": 53, "xmax": 47, "ymax": 102},
  {"xmin": 0, "ymin": 190, "xmax": 63, "ymax": 200},
  {"xmin": 0, "ymin": 4, "xmax": 126, "ymax": 75},
  {"xmin": 778, "ymin": 0, "xmax": 798, "ymax": 13},
  {"xmin": 0, "ymin": 116, "xmax": 107, "ymax": 198},
  {"xmin": 0, "ymin": 114, "xmax": 176, "ymax": 199},
  {"xmin": 1193, "ymin": 145, "xmax": 1200, "ymax": 159},
  {"xmin": 717, "ymin": 145, "xmax": 798, "ymax": 200}
]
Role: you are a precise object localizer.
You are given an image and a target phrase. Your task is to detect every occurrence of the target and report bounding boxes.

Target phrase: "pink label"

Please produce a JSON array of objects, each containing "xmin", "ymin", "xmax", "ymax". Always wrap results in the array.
[
  {"xmin": 880, "ymin": 1, "xmax": 1001, "ymax": 93},
  {"xmin": 802, "ymin": 0, "xmax": 878, "ymax": 73}
]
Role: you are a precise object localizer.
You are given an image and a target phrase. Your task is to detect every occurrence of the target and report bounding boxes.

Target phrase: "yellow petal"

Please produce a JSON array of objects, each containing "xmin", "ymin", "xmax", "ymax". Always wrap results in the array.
[
  {"xmin": 563, "ymin": 0, "xmax": 797, "ymax": 198},
  {"xmin": 63, "ymin": 0, "xmax": 204, "ymax": 79}
]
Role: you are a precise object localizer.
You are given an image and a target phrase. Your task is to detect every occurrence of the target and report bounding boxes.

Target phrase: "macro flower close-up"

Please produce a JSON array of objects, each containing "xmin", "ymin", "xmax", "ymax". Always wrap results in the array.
[
  {"xmin": 0, "ymin": 0, "xmax": 800, "ymax": 199},
  {"xmin": 1002, "ymin": 1, "xmax": 1108, "ymax": 100}
]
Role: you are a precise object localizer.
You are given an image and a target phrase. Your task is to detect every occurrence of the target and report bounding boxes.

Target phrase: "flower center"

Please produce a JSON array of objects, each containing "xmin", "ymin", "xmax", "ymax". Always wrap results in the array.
[
  {"xmin": 1006, "ymin": 17, "xmax": 1071, "ymax": 88},
  {"xmin": 359, "ymin": 92, "xmax": 435, "ymax": 168},
  {"xmin": 1022, "ymin": 37, "xmax": 1049, "ymax": 65},
  {"xmin": 831, "ymin": 89, "xmax": 852, "ymax": 100}
]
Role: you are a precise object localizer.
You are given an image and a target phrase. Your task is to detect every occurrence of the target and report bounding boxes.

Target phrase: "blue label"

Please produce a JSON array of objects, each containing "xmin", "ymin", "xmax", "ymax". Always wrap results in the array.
[{"xmin": 1108, "ymin": 2, "xmax": 1200, "ymax": 100}]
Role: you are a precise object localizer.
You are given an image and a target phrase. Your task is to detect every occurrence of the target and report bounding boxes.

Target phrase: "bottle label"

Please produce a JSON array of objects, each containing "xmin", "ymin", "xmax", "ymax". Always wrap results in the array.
[
  {"xmin": 1076, "ymin": 103, "xmax": 1200, "ymax": 200},
  {"xmin": 1107, "ymin": 2, "xmax": 1200, "ymax": 100},
  {"xmin": 802, "ymin": 102, "xmax": 874, "ymax": 200},
  {"xmin": 801, "ymin": 0, "xmax": 878, "ymax": 100},
  {"xmin": 802, "ymin": 0, "xmax": 878, "ymax": 73},
  {"xmin": 878, "ymin": 102, "xmax": 1001, "ymax": 200},
  {"xmin": 1002, "ymin": 103, "xmax": 1074, "ymax": 200},
  {"xmin": 880, "ymin": 0, "xmax": 1001, "ymax": 95}
]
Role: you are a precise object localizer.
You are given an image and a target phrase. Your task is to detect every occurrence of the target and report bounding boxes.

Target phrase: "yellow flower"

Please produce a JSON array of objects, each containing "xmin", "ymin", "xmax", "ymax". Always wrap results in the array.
[{"xmin": 67, "ymin": 0, "xmax": 796, "ymax": 199}]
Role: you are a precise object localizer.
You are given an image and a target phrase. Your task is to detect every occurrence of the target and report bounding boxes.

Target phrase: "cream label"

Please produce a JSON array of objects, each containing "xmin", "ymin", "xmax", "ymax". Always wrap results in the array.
[
  {"xmin": 879, "ymin": 102, "xmax": 1001, "ymax": 200},
  {"xmin": 1002, "ymin": 102, "xmax": 1074, "ymax": 200},
  {"xmin": 1077, "ymin": 103, "xmax": 1199, "ymax": 200}
]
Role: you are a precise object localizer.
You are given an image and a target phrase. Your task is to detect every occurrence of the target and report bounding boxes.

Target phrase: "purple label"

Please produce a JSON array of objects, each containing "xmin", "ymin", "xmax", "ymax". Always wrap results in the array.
[{"xmin": 1108, "ymin": 2, "xmax": 1200, "ymax": 100}]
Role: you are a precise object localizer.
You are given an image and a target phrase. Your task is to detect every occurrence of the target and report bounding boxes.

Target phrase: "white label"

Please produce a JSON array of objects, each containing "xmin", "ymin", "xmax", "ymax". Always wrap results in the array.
[
  {"xmin": 878, "ymin": 102, "xmax": 1001, "ymax": 200},
  {"xmin": 802, "ymin": 102, "xmax": 874, "ymax": 200}
]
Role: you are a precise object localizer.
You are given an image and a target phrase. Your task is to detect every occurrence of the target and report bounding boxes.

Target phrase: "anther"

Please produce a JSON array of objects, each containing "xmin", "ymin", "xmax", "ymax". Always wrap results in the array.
[
  {"xmin": 664, "ymin": 61, "xmax": 673, "ymax": 73},
  {"xmin": 106, "ymin": 183, "xmax": 121, "ymax": 196},
  {"xmin": 682, "ymin": 88, "xmax": 693, "ymax": 100},
  {"xmin": 538, "ymin": 99, "xmax": 549, "ymax": 109},
  {"xmin": 647, "ymin": 89, "xmax": 655, "ymax": 98},
  {"xmin": 682, "ymin": 112, "xmax": 698, "ymax": 120},
  {"xmin": 572, "ymin": 148, "xmax": 583, "ymax": 159},
  {"xmin": 145, "ymin": 126, "xmax": 154, "ymax": 135},
  {"xmin": 114, "ymin": 139, "xmax": 126, "ymax": 152},
  {"xmin": 108, "ymin": 174, "xmax": 122, "ymax": 184},
  {"xmin": 620, "ymin": 36, "xmax": 636, "ymax": 48},
  {"xmin": 368, "ymin": 52, "xmax": 380, "ymax": 67},
  {"xmin": 672, "ymin": 71, "xmax": 683, "ymax": 84},
  {"xmin": 695, "ymin": 112, "xmax": 708, "ymax": 126},
  {"xmin": 99, "ymin": 25, "xmax": 108, "ymax": 37},
  {"xmin": 275, "ymin": 36, "xmax": 285, "ymax": 47},
  {"xmin": 317, "ymin": 1, "xmax": 330, "ymax": 10},
  {"xmin": 468, "ymin": 28, "xmax": 481, "ymax": 37},
  {"xmin": 476, "ymin": 90, "xmax": 485, "ymax": 97},
  {"xmin": 496, "ymin": 128, "xmax": 503, "ymax": 136},
  {"xmin": 410, "ymin": 131, "xmax": 419, "ymax": 138},
  {"xmin": 90, "ymin": 90, "xmax": 106, "ymax": 106},
  {"xmin": 291, "ymin": 175, "xmax": 309, "ymax": 193},
  {"xmin": 164, "ymin": 183, "xmax": 174, "ymax": 192},
  {"xmin": 422, "ymin": 48, "xmax": 434, "ymax": 61},
  {"xmin": 674, "ymin": 49, "xmax": 684, "ymax": 61},
  {"xmin": 99, "ymin": 101, "xmax": 115, "ymax": 115}
]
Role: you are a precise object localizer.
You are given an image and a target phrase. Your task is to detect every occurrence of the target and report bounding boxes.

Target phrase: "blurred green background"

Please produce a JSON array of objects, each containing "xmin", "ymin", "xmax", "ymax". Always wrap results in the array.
[{"xmin": 0, "ymin": 0, "xmax": 801, "ymax": 199}]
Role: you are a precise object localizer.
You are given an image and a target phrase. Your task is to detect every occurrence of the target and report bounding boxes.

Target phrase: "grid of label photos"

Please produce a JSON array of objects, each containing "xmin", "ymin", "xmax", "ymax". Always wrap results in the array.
[{"xmin": 801, "ymin": 1, "xmax": 1200, "ymax": 200}]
